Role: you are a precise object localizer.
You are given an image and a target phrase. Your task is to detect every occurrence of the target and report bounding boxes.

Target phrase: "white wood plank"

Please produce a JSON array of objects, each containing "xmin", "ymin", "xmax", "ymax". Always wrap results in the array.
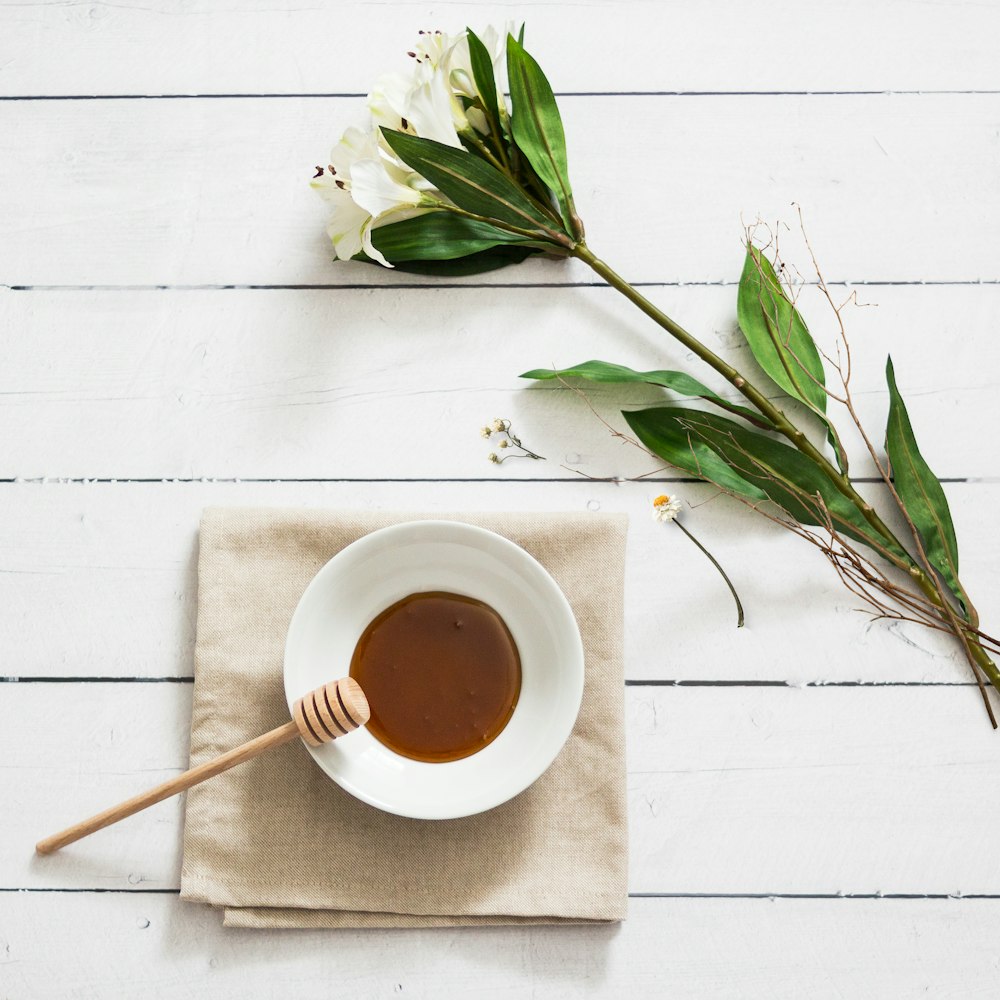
[
  {"xmin": 3, "ymin": 0, "xmax": 999, "ymax": 95},
  {"xmin": 2, "ymin": 94, "xmax": 998, "ymax": 285},
  {"xmin": 627, "ymin": 686, "xmax": 1000, "ymax": 894},
  {"xmin": 3, "ymin": 480, "xmax": 997, "ymax": 683},
  {"xmin": 2, "ymin": 285, "xmax": 995, "ymax": 480},
  {"xmin": 3, "ymin": 893, "xmax": 999, "ymax": 1000},
  {"xmin": 8, "ymin": 684, "xmax": 1000, "ymax": 893}
]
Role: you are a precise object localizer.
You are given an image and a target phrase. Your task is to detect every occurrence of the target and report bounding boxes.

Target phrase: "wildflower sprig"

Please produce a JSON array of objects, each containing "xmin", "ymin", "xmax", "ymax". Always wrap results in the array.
[
  {"xmin": 315, "ymin": 26, "xmax": 1000, "ymax": 725},
  {"xmin": 481, "ymin": 417, "xmax": 544, "ymax": 463}
]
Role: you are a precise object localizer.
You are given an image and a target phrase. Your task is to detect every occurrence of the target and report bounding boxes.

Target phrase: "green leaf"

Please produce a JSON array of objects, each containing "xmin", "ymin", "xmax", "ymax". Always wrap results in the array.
[
  {"xmin": 885, "ymin": 357, "xmax": 966, "ymax": 608},
  {"xmin": 506, "ymin": 34, "xmax": 578, "ymax": 236},
  {"xmin": 380, "ymin": 129, "xmax": 564, "ymax": 239},
  {"xmin": 624, "ymin": 406, "xmax": 907, "ymax": 563},
  {"xmin": 621, "ymin": 407, "xmax": 770, "ymax": 502},
  {"xmin": 737, "ymin": 246, "xmax": 848, "ymax": 472},
  {"xmin": 368, "ymin": 211, "xmax": 530, "ymax": 262},
  {"xmin": 520, "ymin": 359, "xmax": 776, "ymax": 429},
  {"xmin": 737, "ymin": 247, "xmax": 826, "ymax": 408},
  {"xmin": 466, "ymin": 28, "xmax": 501, "ymax": 132},
  {"xmin": 376, "ymin": 245, "xmax": 536, "ymax": 276}
]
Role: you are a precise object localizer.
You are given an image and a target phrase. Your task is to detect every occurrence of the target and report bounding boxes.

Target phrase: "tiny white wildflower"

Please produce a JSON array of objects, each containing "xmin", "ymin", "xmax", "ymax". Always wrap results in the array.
[
  {"xmin": 491, "ymin": 417, "xmax": 505, "ymax": 432},
  {"xmin": 652, "ymin": 494, "xmax": 683, "ymax": 523},
  {"xmin": 487, "ymin": 452, "xmax": 500, "ymax": 464},
  {"xmin": 480, "ymin": 425, "xmax": 492, "ymax": 439},
  {"xmin": 498, "ymin": 438, "xmax": 509, "ymax": 449}
]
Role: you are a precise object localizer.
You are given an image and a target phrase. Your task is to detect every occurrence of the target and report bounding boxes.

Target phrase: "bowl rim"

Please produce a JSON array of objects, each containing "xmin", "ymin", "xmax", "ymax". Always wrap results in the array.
[{"xmin": 282, "ymin": 518, "xmax": 585, "ymax": 819}]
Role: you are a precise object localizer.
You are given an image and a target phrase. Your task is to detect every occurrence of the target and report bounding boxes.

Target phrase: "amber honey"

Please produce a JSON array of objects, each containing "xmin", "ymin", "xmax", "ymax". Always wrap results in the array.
[{"xmin": 349, "ymin": 591, "xmax": 521, "ymax": 763}]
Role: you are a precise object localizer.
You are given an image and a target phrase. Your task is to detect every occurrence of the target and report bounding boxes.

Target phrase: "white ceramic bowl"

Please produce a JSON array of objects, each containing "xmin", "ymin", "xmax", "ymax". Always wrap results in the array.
[{"xmin": 283, "ymin": 520, "xmax": 584, "ymax": 819}]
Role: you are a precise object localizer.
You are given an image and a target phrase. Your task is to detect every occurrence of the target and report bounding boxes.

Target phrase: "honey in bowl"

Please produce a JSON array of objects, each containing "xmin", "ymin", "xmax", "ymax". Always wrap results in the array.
[{"xmin": 349, "ymin": 591, "xmax": 521, "ymax": 763}]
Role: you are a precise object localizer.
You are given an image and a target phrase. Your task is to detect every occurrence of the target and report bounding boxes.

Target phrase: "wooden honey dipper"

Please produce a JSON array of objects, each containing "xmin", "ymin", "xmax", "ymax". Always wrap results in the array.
[{"xmin": 35, "ymin": 676, "xmax": 370, "ymax": 855}]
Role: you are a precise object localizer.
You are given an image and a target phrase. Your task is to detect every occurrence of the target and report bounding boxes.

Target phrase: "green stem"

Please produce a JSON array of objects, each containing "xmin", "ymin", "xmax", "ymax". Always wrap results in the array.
[
  {"xmin": 673, "ymin": 518, "xmax": 745, "ymax": 628},
  {"xmin": 576, "ymin": 245, "xmax": 899, "ymax": 552},
  {"xmin": 573, "ymin": 242, "xmax": 1000, "ymax": 694},
  {"xmin": 462, "ymin": 129, "xmax": 507, "ymax": 174},
  {"xmin": 483, "ymin": 110, "xmax": 512, "ymax": 173}
]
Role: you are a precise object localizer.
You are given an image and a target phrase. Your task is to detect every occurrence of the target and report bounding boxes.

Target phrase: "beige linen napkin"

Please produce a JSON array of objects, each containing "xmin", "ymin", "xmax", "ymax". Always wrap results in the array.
[{"xmin": 180, "ymin": 508, "xmax": 628, "ymax": 928}]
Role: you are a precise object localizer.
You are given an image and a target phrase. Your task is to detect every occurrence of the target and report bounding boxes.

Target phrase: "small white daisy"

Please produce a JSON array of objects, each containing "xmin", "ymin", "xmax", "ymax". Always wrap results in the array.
[{"xmin": 652, "ymin": 494, "xmax": 683, "ymax": 522}]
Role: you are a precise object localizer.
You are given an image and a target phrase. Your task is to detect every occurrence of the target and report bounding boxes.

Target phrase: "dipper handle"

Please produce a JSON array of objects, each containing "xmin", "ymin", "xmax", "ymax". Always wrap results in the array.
[{"xmin": 35, "ymin": 677, "xmax": 369, "ymax": 855}]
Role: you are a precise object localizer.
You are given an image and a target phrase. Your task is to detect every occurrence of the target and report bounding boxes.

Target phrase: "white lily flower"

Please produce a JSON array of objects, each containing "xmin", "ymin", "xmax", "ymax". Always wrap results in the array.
[
  {"xmin": 311, "ymin": 127, "xmax": 380, "ymax": 262},
  {"xmin": 353, "ymin": 157, "xmax": 427, "ymax": 267},
  {"xmin": 370, "ymin": 64, "xmax": 465, "ymax": 148},
  {"xmin": 312, "ymin": 181, "xmax": 370, "ymax": 263},
  {"xmin": 312, "ymin": 125, "xmax": 430, "ymax": 268},
  {"xmin": 368, "ymin": 26, "xmax": 514, "ymax": 145},
  {"xmin": 313, "ymin": 26, "xmax": 519, "ymax": 269}
]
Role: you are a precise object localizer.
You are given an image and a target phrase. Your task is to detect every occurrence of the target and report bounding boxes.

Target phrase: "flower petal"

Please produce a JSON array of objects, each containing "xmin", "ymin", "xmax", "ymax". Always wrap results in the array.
[
  {"xmin": 466, "ymin": 106, "xmax": 489, "ymax": 135},
  {"xmin": 329, "ymin": 125, "xmax": 379, "ymax": 179},
  {"xmin": 350, "ymin": 158, "xmax": 423, "ymax": 218},
  {"xmin": 367, "ymin": 45, "xmax": 466, "ymax": 146},
  {"xmin": 369, "ymin": 72, "xmax": 419, "ymax": 132},
  {"xmin": 403, "ymin": 73, "xmax": 464, "ymax": 147},
  {"xmin": 361, "ymin": 221, "xmax": 392, "ymax": 268},
  {"xmin": 321, "ymin": 191, "xmax": 371, "ymax": 262}
]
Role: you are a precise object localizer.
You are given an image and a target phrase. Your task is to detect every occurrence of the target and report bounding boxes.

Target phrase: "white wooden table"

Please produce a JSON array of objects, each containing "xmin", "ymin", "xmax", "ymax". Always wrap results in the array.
[{"xmin": 3, "ymin": 2, "xmax": 999, "ymax": 995}]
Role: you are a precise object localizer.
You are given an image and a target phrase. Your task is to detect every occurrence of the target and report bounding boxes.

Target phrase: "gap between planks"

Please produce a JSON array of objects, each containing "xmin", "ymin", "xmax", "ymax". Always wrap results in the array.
[
  {"xmin": 6, "ymin": 282, "xmax": 1000, "ymax": 291},
  {"xmin": 0, "ymin": 476, "xmax": 976, "ymax": 486},
  {"xmin": 3, "ymin": 90, "xmax": 1000, "ymax": 101},
  {"xmin": 0, "ymin": 677, "xmax": 980, "ymax": 686},
  {"xmin": 1, "ymin": 887, "xmax": 998, "ymax": 899}
]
